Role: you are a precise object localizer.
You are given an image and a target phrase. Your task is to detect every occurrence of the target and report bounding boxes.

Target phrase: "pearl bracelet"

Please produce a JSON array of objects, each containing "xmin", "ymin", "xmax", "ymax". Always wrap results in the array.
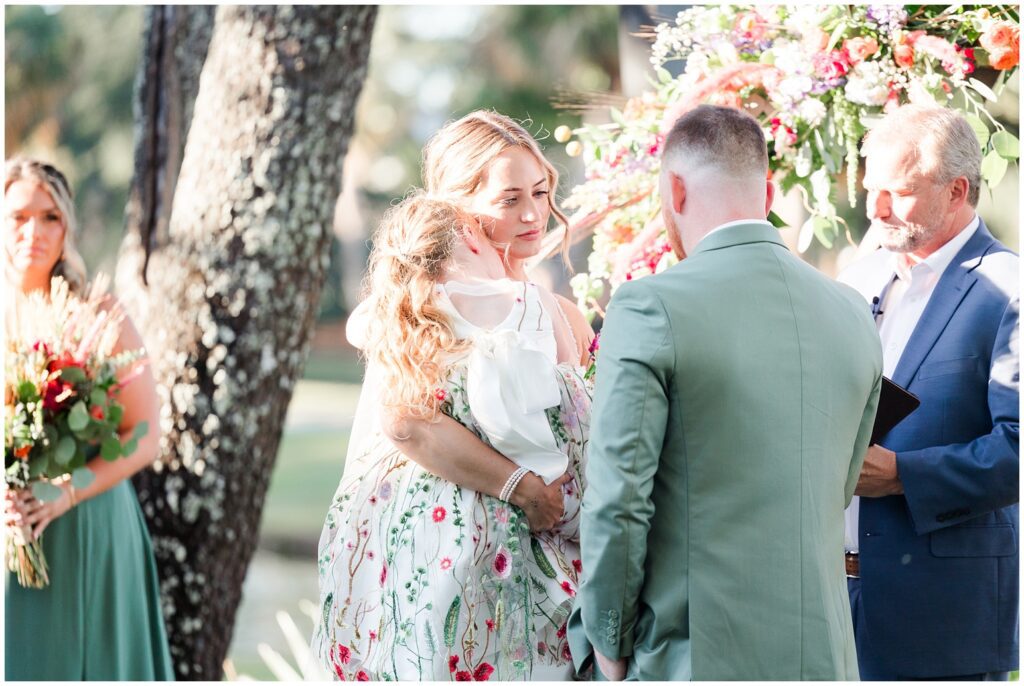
[{"xmin": 499, "ymin": 467, "xmax": 530, "ymax": 503}]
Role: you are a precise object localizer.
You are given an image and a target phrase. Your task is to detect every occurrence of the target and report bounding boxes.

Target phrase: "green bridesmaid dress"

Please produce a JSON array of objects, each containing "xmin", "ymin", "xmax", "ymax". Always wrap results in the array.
[{"xmin": 5, "ymin": 479, "xmax": 174, "ymax": 680}]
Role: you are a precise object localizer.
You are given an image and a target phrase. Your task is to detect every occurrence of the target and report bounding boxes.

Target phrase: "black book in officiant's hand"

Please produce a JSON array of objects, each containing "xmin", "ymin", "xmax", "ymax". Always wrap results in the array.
[{"xmin": 870, "ymin": 377, "xmax": 921, "ymax": 445}]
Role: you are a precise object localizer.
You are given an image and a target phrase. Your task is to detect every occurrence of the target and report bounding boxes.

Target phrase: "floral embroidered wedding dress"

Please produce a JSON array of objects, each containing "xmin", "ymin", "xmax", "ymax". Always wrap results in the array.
[{"xmin": 312, "ymin": 279, "xmax": 591, "ymax": 681}]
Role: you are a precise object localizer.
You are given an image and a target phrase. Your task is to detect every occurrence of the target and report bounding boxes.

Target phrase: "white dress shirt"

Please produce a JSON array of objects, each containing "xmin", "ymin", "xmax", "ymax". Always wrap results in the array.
[
  {"xmin": 841, "ymin": 215, "xmax": 980, "ymax": 553},
  {"xmin": 695, "ymin": 219, "xmax": 776, "ymax": 250}
]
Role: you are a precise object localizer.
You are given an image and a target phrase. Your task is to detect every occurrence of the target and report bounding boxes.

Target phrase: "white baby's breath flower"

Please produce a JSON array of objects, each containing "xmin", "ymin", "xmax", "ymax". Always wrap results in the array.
[{"xmin": 797, "ymin": 98, "xmax": 828, "ymax": 127}]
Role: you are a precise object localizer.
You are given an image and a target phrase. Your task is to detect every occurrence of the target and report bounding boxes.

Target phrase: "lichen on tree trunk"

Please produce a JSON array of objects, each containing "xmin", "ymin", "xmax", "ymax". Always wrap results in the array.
[{"xmin": 116, "ymin": 6, "xmax": 377, "ymax": 679}]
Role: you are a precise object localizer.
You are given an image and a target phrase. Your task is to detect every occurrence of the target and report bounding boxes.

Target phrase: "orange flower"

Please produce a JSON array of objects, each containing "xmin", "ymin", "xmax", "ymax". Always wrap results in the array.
[
  {"xmin": 981, "ymin": 21, "xmax": 1020, "ymax": 70},
  {"xmin": 894, "ymin": 44, "xmax": 915, "ymax": 68},
  {"xmin": 989, "ymin": 47, "xmax": 1019, "ymax": 70},
  {"xmin": 844, "ymin": 36, "xmax": 880, "ymax": 64},
  {"xmin": 980, "ymin": 20, "xmax": 1020, "ymax": 52},
  {"xmin": 14, "ymin": 444, "xmax": 31, "ymax": 460}
]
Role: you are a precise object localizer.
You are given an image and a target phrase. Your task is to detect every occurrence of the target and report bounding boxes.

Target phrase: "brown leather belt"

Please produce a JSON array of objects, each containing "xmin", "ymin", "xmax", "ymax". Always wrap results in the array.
[{"xmin": 845, "ymin": 552, "xmax": 860, "ymax": 578}]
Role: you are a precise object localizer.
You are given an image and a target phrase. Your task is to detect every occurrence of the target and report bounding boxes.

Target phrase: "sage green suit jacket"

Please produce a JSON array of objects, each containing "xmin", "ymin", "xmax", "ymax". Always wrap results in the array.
[{"xmin": 568, "ymin": 222, "xmax": 882, "ymax": 680}]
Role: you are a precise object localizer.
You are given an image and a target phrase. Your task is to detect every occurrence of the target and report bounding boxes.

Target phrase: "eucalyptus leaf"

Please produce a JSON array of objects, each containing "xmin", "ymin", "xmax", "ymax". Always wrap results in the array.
[
  {"xmin": 122, "ymin": 438, "xmax": 139, "ymax": 457},
  {"xmin": 991, "ymin": 131, "xmax": 1019, "ymax": 159},
  {"xmin": 31, "ymin": 481, "xmax": 63, "ymax": 503},
  {"xmin": 43, "ymin": 424, "xmax": 58, "ymax": 445},
  {"xmin": 100, "ymin": 436, "xmax": 122, "ymax": 461},
  {"xmin": 29, "ymin": 458, "xmax": 47, "ymax": 479},
  {"xmin": 812, "ymin": 216, "xmax": 836, "ymax": 249},
  {"xmin": 798, "ymin": 218, "xmax": 816, "ymax": 254},
  {"xmin": 107, "ymin": 404, "xmax": 124, "ymax": 426},
  {"xmin": 609, "ymin": 107, "xmax": 627, "ymax": 128},
  {"xmin": 55, "ymin": 436, "xmax": 76, "ymax": 465},
  {"xmin": 70, "ymin": 467, "xmax": 95, "ymax": 490},
  {"xmin": 68, "ymin": 401, "xmax": 89, "ymax": 432},
  {"xmin": 60, "ymin": 366, "xmax": 87, "ymax": 384},
  {"xmin": 90, "ymin": 388, "xmax": 108, "ymax": 407},
  {"xmin": 968, "ymin": 77, "xmax": 998, "ymax": 103},
  {"xmin": 981, "ymin": 149, "xmax": 1008, "ymax": 187},
  {"xmin": 16, "ymin": 380, "xmax": 38, "ymax": 401},
  {"xmin": 656, "ymin": 67, "xmax": 672, "ymax": 84},
  {"xmin": 132, "ymin": 421, "xmax": 150, "ymax": 441},
  {"xmin": 965, "ymin": 114, "xmax": 990, "ymax": 149}
]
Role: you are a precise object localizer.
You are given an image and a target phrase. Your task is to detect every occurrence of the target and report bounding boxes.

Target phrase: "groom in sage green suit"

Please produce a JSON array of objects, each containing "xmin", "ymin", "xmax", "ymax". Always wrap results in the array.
[{"xmin": 567, "ymin": 105, "xmax": 883, "ymax": 680}]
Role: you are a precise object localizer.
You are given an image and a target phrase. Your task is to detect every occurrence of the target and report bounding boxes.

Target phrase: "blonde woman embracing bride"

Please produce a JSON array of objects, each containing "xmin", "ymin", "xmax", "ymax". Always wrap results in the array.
[{"xmin": 311, "ymin": 187, "xmax": 592, "ymax": 680}]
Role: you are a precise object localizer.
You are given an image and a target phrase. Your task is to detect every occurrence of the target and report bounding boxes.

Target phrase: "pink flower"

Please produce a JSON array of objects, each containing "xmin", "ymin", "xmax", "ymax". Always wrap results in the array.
[
  {"xmin": 440, "ymin": 557, "xmax": 452, "ymax": 571},
  {"xmin": 356, "ymin": 670, "xmax": 370, "ymax": 681},
  {"xmin": 812, "ymin": 50, "xmax": 850, "ymax": 80},
  {"xmin": 433, "ymin": 506, "xmax": 446, "ymax": 523},
  {"xmin": 369, "ymin": 631, "xmax": 377, "ymax": 641},
  {"xmin": 980, "ymin": 20, "xmax": 1020, "ymax": 69},
  {"xmin": 455, "ymin": 670, "xmax": 473, "ymax": 681},
  {"xmin": 486, "ymin": 618, "xmax": 495, "ymax": 632},
  {"xmin": 335, "ymin": 644, "xmax": 352, "ymax": 665},
  {"xmin": 435, "ymin": 388, "xmax": 447, "ymax": 402},
  {"xmin": 734, "ymin": 11, "xmax": 767, "ymax": 41},
  {"xmin": 379, "ymin": 564, "xmax": 387, "ymax": 586},
  {"xmin": 572, "ymin": 559, "xmax": 582, "ymax": 574},
  {"xmin": 562, "ymin": 644, "xmax": 573, "ymax": 661},
  {"xmin": 843, "ymin": 36, "xmax": 879, "ymax": 64},
  {"xmin": 537, "ymin": 641, "xmax": 547, "ymax": 655},
  {"xmin": 560, "ymin": 581, "xmax": 576, "ymax": 597},
  {"xmin": 494, "ymin": 506, "xmax": 509, "ymax": 523},
  {"xmin": 493, "ymin": 547, "xmax": 511, "ymax": 579},
  {"xmin": 556, "ymin": 622, "xmax": 567, "ymax": 638},
  {"xmin": 449, "ymin": 655, "xmax": 459, "ymax": 673}
]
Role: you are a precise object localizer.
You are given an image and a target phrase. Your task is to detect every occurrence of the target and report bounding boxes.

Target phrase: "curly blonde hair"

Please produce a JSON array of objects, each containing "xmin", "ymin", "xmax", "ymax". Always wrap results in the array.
[
  {"xmin": 362, "ymin": 193, "xmax": 475, "ymax": 420},
  {"xmin": 422, "ymin": 110, "xmax": 572, "ymax": 267},
  {"xmin": 4, "ymin": 157, "xmax": 88, "ymax": 294}
]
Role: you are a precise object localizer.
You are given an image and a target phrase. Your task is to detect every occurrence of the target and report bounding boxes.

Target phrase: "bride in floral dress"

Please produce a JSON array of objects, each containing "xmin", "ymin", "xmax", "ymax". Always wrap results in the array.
[{"xmin": 312, "ymin": 194, "xmax": 591, "ymax": 681}]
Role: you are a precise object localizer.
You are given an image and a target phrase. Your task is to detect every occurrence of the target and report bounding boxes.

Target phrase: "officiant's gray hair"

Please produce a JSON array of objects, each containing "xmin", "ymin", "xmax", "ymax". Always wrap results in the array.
[
  {"xmin": 662, "ymin": 105, "xmax": 768, "ymax": 179},
  {"xmin": 861, "ymin": 105, "xmax": 982, "ymax": 207}
]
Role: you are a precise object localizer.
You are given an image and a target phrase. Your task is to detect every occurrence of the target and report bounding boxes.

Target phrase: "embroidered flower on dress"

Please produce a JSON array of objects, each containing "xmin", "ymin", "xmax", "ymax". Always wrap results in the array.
[
  {"xmin": 379, "ymin": 564, "xmax": 387, "ymax": 586},
  {"xmin": 572, "ymin": 559, "xmax": 582, "ymax": 574},
  {"xmin": 455, "ymin": 670, "xmax": 473, "ymax": 681},
  {"xmin": 356, "ymin": 670, "xmax": 370, "ymax": 681},
  {"xmin": 493, "ymin": 547, "xmax": 512, "ymax": 579},
  {"xmin": 378, "ymin": 481, "xmax": 392, "ymax": 501},
  {"xmin": 448, "ymin": 655, "xmax": 459, "ymax": 673},
  {"xmin": 433, "ymin": 506, "xmax": 447, "ymax": 523},
  {"xmin": 486, "ymin": 618, "xmax": 495, "ymax": 632},
  {"xmin": 440, "ymin": 557, "xmax": 452, "ymax": 571},
  {"xmin": 474, "ymin": 663, "xmax": 495, "ymax": 681},
  {"xmin": 560, "ymin": 581, "xmax": 576, "ymax": 597}
]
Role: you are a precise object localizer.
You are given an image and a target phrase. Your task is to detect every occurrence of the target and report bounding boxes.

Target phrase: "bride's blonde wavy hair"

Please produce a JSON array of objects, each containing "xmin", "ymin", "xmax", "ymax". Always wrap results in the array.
[
  {"xmin": 362, "ymin": 192, "xmax": 474, "ymax": 420},
  {"xmin": 421, "ymin": 110, "xmax": 572, "ymax": 267}
]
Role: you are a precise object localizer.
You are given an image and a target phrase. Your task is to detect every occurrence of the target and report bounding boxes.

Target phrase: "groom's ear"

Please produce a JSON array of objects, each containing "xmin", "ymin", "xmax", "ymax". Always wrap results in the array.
[
  {"xmin": 669, "ymin": 172, "xmax": 686, "ymax": 214},
  {"xmin": 764, "ymin": 178, "xmax": 775, "ymax": 218}
]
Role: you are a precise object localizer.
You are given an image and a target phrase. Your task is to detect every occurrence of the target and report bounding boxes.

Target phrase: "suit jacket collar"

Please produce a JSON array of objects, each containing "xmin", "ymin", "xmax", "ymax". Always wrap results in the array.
[
  {"xmin": 691, "ymin": 221, "xmax": 787, "ymax": 257},
  {"xmin": 892, "ymin": 218, "xmax": 1000, "ymax": 388}
]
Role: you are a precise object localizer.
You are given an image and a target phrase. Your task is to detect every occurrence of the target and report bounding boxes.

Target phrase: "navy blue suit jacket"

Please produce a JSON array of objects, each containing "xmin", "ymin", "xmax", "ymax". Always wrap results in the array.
[{"xmin": 840, "ymin": 220, "xmax": 1019, "ymax": 678}]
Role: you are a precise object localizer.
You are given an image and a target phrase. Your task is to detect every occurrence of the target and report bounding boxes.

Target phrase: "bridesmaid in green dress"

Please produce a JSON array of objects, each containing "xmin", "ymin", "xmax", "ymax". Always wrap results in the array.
[{"xmin": 4, "ymin": 158, "xmax": 174, "ymax": 680}]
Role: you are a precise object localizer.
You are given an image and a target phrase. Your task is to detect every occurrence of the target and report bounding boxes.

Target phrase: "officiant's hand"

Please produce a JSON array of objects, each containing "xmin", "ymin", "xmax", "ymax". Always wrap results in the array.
[
  {"xmin": 595, "ymin": 650, "xmax": 627, "ymax": 681},
  {"xmin": 855, "ymin": 445, "xmax": 904, "ymax": 497},
  {"xmin": 512, "ymin": 472, "xmax": 571, "ymax": 532}
]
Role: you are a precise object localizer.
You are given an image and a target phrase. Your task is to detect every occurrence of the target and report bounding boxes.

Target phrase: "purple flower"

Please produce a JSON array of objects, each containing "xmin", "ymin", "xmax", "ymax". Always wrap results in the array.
[{"xmin": 866, "ymin": 5, "xmax": 908, "ymax": 33}]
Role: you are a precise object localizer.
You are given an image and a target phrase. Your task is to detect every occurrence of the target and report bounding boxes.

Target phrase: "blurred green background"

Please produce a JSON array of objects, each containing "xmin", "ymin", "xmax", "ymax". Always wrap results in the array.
[{"xmin": 6, "ymin": 5, "xmax": 1018, "ymax": 679}]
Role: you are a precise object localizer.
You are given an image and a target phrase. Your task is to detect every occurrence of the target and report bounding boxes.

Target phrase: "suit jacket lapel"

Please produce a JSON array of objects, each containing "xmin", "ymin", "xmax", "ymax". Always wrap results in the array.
[{"xmin": 891, "ymin": 222, "xmax": 997, "ymax": 388}]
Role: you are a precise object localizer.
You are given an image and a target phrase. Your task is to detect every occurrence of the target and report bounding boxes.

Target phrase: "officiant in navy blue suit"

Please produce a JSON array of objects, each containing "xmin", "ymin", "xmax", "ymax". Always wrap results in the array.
[{"xmin": 840, "ymin": 104, "xmax": 1018, "ymax": 680}]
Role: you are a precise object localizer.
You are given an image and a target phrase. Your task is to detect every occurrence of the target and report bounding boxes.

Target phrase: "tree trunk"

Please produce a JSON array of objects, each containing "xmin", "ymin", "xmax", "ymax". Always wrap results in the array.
[{"xmin": 116, "ymin": 6, "xmax": 377, "ymax": 679}]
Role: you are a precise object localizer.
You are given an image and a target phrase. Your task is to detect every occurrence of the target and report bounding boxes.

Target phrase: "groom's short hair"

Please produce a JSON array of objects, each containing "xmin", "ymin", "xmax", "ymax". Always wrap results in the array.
[{"xmin": 663, "ymin": 105, "xmax": 768, "ymax": 179}]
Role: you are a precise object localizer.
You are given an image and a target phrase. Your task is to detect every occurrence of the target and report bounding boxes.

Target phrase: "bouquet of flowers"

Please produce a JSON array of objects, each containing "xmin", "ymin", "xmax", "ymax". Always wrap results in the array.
[
  {"xmin": 5, "ymin": 276, "xmax": 148, "ymax": 588},
  {"xmin": 555, "ymin": 4, "xmax": 1020, "ymax": 319}
]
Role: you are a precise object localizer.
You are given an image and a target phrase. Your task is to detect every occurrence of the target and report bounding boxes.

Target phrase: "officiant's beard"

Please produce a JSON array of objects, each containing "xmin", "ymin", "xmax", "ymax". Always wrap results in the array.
[{"xmin": 875, "ymin": 220, "xmax": 934, "ymax": 254}]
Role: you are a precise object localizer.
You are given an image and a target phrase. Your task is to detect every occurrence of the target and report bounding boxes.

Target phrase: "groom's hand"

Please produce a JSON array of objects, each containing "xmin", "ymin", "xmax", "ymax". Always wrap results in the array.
[
  {"xmin": 855, "ymin": 445, "xmax": 904, "ymax": 497},
  {"xmin": 595, "ymin": 650, "xmax": 627, "ymax": 681},
  {"xmin": 511, "ymin": 472, "xmax": 571, "ymax": 531}
]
